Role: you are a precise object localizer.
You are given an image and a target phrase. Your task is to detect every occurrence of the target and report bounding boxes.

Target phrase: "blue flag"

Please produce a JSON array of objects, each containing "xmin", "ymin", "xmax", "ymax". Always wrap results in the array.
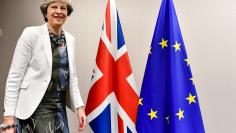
[{"xmin": 136, "ymin": 0, "xmax": 205, "ymax": 132}]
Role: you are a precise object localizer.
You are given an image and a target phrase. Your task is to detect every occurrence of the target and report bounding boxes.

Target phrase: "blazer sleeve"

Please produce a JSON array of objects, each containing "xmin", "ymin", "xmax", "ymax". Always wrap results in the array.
[
  {"xmin": 70, "ymin": 37, "xmax": 84, "ymax": 109},
  {"xmin": 4, "ymin": 28, "xmax": 33, "ymax": 116}
]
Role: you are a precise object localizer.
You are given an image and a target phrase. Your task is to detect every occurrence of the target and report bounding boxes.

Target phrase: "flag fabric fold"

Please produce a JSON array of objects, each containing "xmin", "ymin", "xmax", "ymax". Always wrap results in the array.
[{"xmin": 136, "ymin": 0, "xmax": 205, "ymax": 132}]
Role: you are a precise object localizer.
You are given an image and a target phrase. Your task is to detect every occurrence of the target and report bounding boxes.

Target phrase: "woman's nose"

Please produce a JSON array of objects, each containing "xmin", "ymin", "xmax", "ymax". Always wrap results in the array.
[{"xmin": 55, "ymin": 8, "xmax": 62, "ymax": 14}]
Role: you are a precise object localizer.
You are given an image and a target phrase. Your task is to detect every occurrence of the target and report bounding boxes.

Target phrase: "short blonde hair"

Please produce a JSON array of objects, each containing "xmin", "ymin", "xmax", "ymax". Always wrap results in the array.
[{"xmin": 40, "ymin": 0, "xmax": 73, "ymax": 22}]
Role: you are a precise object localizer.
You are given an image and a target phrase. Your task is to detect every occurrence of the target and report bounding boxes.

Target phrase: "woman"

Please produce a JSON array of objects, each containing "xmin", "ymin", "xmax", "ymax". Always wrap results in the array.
[{"xmin": 1, "ymin": 0, "xmax": 86, "ymax": 132}]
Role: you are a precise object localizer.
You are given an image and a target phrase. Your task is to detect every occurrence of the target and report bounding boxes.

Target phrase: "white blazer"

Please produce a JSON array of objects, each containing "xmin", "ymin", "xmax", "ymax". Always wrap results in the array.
[{"xmin": 3, "ymin": 24, "xmax": 84, "ymax": 120}]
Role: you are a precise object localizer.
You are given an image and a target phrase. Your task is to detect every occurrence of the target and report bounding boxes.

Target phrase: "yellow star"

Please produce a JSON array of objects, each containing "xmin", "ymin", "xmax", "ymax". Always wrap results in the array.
[
  {"xmin": 186, "ymin": 93, "xmax": 197, "ymax": 105},
  {"xmin": 184, "ymin": 58, "xmax": 190, "ymax": 66},
  {"xmin": 147, "ymin": 109, "xmax": 158, "ymax": 120},
  {"xmin": 148, "ymin": 46, "xmax": 152, "ymax": 54},
  {"xmin": 173, "ymin": 41, "xmax": 181, "ymax": 52},
  {"xmin": 138, "ymin": 98, "xmax": 143, "ymax": 105},
  {"xmin": 189, "ymin": 77, "xmax": 195, "ymax": 85},
  {"xmin": 176, "ymin": 108, "xmax": 184, "ymax": 120},
  {"xmin": 159, "ymin": 38, "xmax": 168, "ymax": 49}
]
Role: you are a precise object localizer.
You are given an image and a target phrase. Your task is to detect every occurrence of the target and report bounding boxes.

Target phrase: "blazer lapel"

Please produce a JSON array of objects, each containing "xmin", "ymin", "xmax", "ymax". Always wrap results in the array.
[
  {"xmin": 41, "ymin": 24, "xmax": 52, "ymax": 69},
  {"xmin": 64, "ymin": 32, "xmax": 74, "ymax": 75}
]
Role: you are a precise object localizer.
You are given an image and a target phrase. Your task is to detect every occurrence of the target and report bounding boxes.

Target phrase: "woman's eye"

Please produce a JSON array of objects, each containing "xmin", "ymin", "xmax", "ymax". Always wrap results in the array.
[
  {"xmin": 51, "ymin": 6, "xmax": 58, "ymax": 9},
  {"xmin": 61, "ymin": 7, "xmax": 66, "ymax": 10}
]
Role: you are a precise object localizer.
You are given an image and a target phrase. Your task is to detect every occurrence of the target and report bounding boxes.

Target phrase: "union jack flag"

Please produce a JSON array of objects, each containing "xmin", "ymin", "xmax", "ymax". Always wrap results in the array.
[{"xmin": 85, "ymin": 0, "xmax": 139, "ymax": 133}]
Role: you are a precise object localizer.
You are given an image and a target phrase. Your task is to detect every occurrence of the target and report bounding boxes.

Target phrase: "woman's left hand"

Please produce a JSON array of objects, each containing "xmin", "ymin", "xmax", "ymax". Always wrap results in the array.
[{"xmin": 76, "ymin": 107, "xmax": 87, "ymax": 131}]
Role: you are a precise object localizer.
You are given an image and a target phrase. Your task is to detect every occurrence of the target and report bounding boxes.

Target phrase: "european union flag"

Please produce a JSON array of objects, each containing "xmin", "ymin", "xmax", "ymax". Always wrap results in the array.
[{"xmin": 136, "ymin": 0, "xmax": 205, "ymax": 132}]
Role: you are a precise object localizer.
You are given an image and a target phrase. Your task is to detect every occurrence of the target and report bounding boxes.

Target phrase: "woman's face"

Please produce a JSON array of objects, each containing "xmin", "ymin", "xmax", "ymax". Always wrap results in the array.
[{"xmin": 46, "ymin": 1, "xmax": 68, "ymax": 27}]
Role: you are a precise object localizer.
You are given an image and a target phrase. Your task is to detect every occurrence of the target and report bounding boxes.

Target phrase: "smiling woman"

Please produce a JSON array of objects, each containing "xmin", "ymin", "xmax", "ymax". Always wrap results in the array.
[
  {"xmin": 2, "ymin": 0, "xmax": 86, "ymax": 133},
  {"xmin": 40, "ymin": 0, "xmax": 72, "ymax": 35}
]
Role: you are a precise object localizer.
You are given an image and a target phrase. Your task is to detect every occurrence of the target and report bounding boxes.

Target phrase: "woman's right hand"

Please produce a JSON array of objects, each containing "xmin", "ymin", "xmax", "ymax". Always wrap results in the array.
[{"xmin": 2, "ymin": 116, "xmax": 16, "ymax": 133}]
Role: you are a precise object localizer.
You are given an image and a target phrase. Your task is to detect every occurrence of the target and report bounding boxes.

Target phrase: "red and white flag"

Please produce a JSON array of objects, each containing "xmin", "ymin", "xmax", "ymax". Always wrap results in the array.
[{"xmin": 85, "ymin": 0, "xmax": 139, "ymax": 132}]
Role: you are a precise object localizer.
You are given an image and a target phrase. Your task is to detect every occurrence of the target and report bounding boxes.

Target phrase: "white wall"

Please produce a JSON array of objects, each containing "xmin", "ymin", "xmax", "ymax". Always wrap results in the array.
[{"xmin": 0, "ymin": 0, "xmax": 235, "ymax": 132}]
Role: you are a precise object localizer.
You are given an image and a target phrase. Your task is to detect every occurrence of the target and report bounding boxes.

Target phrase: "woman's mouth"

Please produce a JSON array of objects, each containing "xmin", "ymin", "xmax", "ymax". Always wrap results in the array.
[{"xmin": 54, "ymin": 16, "xmax": 65, "ymax": 19}]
